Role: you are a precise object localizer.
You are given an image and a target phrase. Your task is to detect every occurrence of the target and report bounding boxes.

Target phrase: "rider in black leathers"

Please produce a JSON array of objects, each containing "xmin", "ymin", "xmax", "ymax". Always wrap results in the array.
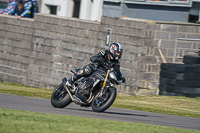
[{"xmin": 65, "ymin": 42, "xmax": 125, "ymax": 103}]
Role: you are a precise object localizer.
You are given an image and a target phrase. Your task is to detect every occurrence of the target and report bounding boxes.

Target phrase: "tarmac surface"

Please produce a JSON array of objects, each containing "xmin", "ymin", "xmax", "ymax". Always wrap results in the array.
[{"xmin": 0, "ymin": 93, "xmax": 200, "ymax": 131}]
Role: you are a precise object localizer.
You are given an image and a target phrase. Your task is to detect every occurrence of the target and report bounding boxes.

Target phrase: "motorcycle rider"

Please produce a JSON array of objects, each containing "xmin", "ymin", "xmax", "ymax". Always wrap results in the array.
[{"xmin": 65, "ymin": 42, "xmax": 125, "ymax": 104}]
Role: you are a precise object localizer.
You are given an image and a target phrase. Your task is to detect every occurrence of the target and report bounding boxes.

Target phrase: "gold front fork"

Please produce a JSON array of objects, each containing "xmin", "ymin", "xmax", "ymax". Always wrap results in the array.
[{"xmin": 101, "ymin": 70, "xmax": 110, "ymax": 90}]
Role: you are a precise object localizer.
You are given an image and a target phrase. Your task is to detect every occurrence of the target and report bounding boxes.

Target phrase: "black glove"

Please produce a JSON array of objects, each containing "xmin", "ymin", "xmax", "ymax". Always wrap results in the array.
[{"xmin": 121, "ymin": 77, "xmax": 126, "ymax": 83}]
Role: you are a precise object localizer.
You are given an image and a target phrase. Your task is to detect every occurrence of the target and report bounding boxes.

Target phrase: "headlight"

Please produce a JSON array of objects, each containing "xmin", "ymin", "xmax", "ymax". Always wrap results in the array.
[{"xmin": 109, "ymin": 72, "xmax": 117, "ymax": 81}]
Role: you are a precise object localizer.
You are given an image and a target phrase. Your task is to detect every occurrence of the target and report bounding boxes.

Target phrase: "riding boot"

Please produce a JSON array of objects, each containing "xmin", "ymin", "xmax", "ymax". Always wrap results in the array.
[{"xmin": 65, "ymin": 73, "xmax": 80, "ymax": 87}]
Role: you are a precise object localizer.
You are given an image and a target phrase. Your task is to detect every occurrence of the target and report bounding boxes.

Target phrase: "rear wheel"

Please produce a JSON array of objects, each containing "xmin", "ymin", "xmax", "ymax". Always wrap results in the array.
[
  {"xmin": 92, "ymin": 87, "xmax": 116, "ymax": 112},
  {"xmin": 51, "ymin": 83, "xmax": 72, "ymax": 108}
]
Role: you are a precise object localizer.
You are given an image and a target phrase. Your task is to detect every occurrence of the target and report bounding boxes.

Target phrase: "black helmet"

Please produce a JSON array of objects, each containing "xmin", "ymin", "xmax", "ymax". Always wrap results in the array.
[{"xmin": 109, "ymin": 43, "xmax": 123, "ymax": 60}]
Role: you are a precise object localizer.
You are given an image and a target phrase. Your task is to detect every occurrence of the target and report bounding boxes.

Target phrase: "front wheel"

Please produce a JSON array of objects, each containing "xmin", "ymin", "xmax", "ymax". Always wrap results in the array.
[
  {"xmin": 51, "ymin": 83, "xmax": 72, "ymax": 108},
  {"xmin": 92, "ymin": 87, "xmax": 116, "ymax": 112}
]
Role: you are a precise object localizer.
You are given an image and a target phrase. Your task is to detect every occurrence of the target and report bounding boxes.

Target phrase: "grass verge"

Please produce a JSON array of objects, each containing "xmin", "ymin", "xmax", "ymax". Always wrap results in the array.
[
  {"xmin": 0, "ymin": 82, "xmax": 200, "ymax": 118},
  {"xmin": 113, "ymin": 95, "xmax": 200, "ymax": 118},
  {"xmin": 0, "ymin": 108, "xmax": 199, "ymax": 133}
]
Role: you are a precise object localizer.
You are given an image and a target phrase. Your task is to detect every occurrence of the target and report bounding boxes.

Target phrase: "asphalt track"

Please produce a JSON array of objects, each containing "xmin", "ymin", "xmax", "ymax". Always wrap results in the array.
[{"xmin": 0, "ymin": 93, "xmax": 200, "ymax": 131}]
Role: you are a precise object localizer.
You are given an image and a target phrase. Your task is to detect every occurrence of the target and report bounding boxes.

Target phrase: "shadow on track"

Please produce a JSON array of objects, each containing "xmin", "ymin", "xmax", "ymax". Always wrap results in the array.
[{"xmin": 65, "ymin": 107, "xmax": 163, "ymax": 118}]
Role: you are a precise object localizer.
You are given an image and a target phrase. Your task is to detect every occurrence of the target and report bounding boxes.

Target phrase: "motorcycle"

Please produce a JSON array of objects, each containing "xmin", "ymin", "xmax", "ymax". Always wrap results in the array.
[{"xmin": 51, "ymin": 66, "xmax": 125, "ymax": 112}]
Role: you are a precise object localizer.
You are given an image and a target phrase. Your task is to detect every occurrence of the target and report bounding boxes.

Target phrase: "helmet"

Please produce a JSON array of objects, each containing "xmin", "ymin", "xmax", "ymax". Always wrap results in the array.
[{"xmin": 109, "ymin": 43, "xmax": 123, "ymax": 60}]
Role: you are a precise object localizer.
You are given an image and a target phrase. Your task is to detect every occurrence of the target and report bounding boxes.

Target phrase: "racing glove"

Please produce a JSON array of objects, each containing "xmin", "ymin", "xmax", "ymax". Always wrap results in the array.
[{"xmin": 121, "ymin": 77, "xmax": 126, "ymax": 83}]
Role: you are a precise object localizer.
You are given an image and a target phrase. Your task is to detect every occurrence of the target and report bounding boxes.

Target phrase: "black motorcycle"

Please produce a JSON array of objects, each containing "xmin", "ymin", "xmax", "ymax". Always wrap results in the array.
[{"xmin": 51, "ymin": 67, "xmax": 125, "ymax": 112}]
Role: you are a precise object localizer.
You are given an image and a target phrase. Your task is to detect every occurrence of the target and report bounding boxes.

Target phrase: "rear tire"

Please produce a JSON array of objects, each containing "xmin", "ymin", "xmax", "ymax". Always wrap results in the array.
[
  {"xmin": 92, "ymin": 87, "xmax": 116, "ymax": 112},
  {"xmin": 51, "ymin": 83, "xmax": 72, "ymax": 108}
]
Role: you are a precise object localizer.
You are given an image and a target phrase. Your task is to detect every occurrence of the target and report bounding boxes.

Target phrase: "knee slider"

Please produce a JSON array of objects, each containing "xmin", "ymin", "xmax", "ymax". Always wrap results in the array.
[
  {"xmin": 83, "ymin": 64, "xmax": 95, "ymax": 75},
  {"xmin": 83, "ymin": 66, "xmax": 92, "ymax": 75}
]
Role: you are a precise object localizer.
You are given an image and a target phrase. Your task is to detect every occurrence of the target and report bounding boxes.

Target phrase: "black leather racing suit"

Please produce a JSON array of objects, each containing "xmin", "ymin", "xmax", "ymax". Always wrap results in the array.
[
  {"xmin": 74, "ymin": 50, "xmax": 121, "ymax": 97},
  {"xmin": 90, "ymin": 50, "xmax": 120, "ymax": 71}
]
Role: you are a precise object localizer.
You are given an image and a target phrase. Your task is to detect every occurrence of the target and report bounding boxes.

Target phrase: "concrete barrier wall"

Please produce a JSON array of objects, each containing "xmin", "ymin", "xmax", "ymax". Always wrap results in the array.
[
  {"xmin": 0, "ymin": 15, "xmax": 34, "ymax": 86},
  {"xmin": 141, "ymin": 21, "xmax": 200, "ymax": 94},
  {"xmin": 0, "ymin": 13, "xmax": 200, "ymax": 95}
]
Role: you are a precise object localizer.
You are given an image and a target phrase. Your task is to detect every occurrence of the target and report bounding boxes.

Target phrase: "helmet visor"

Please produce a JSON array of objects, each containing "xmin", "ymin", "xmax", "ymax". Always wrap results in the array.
[
  {"xmin": 115, "ymin": 51, "xmax": 122, "ymax": 59},
  {"xmin": 115, "ymin": 51, "xmax": 121, "ymax": 56}
]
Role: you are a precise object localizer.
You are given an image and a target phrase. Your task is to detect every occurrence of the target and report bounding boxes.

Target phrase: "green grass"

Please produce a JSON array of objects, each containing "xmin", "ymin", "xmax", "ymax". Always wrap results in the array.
[
  {"xmin": 0, "ymin": 108, "xmax": 199, "ymax": 133},
  {"xmin": 113, "ymin": 95, "xmax": 200, "ymax": 118},
  {"xmin": 0, "ymin": 82, "xmax": 200, "ymax": 118},
  {"xmin": 0, "ymin": 82, "xmax": 52, "ymax": 99}
]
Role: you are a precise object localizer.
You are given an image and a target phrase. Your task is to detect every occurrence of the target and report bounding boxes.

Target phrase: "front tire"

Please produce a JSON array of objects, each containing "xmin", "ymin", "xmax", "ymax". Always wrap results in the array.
[
  {"xmin": 51, "ymin": 83, "xmax": 72, "ymax": 108},
  {"xmin": 92, "ymin": 87, "xmax": 116, "ymax": 112}
]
